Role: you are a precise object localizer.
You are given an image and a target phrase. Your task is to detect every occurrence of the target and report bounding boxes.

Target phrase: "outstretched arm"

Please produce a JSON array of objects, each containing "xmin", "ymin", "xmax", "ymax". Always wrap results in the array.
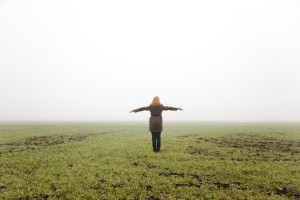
[
  {"xmin": 130, "ymin": 106, "xmax": 150, "ymax": 113},
  {"xmin": 163, "ymin": 106, "xmax": 183, "ymax": 111}
]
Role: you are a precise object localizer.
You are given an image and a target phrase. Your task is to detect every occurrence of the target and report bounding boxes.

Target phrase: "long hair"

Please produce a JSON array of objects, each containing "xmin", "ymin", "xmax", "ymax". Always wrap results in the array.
[{"xmin": 150, "ymin": 96, "xmax": 161, "ymax": 106}]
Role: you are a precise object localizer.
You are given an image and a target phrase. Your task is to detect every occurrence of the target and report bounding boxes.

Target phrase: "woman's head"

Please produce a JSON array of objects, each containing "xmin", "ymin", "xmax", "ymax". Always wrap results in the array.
[{"xmin": 150, "ymin": 96, "xmax": 161, "ymax": 106}]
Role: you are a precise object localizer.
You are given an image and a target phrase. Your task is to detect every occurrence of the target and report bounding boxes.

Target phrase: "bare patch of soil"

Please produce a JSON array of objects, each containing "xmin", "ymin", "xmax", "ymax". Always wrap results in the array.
[
  {"xmin": 159, "ymin": 172, "xmax": 201, "ymax": 180},
  {"xmin": 147, "ymin": 196, "xmax": 160, "ymax": 200},
  {"xmin": 274, "ymin": 187, "xmax": 300, "ymax": 199},
  {"xmin": 0, "ymin": 134, "xmax": 94, "ymax": 154},
  {"xmin": 161, "ymin": 170, "xmax": 300, "ymax": 198},
  {"xmin": 111, "ymin": 182, "xmax": 125, "ymax": 188},
  {"xmin": 188, "ymin": 134, "xmax": 300, "ymax": 161},
  {"xmin": 197, "ymin": 134, "xmax": 300, "ymax": 154},
  {"xmin": 139, "ymin": 182, "xmax": 153, "ymax": 191},
  {"xmin": 174, "ymin": 183, "xmax": 201, "ymax": 188},
  {"xmin": 159, "ymin": 171, "xmax": 244, "ymax": 190},
  {"xmin": 132, "ymin": 160, "xmax": 158, "ymax": 169},
  {"xmin": 0, "ymin": 185, "xmax": 7, "ymax": 190}
]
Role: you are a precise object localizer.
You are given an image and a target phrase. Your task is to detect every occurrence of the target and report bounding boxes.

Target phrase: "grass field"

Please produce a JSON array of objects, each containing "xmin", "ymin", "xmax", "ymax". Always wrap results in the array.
[{"xmin": 0, "ymin": 122, "xmax": 300, "ymax": 200}]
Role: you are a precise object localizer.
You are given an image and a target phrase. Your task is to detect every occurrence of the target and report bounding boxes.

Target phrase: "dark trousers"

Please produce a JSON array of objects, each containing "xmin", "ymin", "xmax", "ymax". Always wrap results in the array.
[{"xmin": 151, "ymin": 132, "xmax": 161, "ymax": 151}]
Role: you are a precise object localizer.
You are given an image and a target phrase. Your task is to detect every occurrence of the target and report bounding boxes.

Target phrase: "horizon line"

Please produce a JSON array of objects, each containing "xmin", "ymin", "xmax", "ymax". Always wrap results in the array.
[{"xmin": 0, "ymin": 120, "xmax": 299, "ymax": 124}]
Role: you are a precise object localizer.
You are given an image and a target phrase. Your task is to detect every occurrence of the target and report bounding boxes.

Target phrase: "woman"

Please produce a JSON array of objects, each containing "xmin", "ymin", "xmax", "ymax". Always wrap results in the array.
[{"xmin": 130, "ymin": 96, "xmax": 183, "ymax": 152}]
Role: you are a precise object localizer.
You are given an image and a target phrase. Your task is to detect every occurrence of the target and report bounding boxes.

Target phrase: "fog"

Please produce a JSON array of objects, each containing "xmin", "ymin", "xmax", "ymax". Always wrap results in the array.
[{"xmin": 0, "ymin": 0, "xmax": 300, "ymax": 122}]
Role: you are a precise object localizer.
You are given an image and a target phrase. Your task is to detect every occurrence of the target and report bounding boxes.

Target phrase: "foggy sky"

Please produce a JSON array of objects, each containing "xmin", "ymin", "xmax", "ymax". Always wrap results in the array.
[{"xmin": 0, "ymin": 0, "xmax": 300, "ymax": 122}]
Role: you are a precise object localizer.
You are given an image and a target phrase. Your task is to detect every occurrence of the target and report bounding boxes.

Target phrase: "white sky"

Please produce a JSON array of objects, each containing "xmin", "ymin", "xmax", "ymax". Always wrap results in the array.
[{"xmin": 0, "ymin": 0, "xmax": 300, "ymax": 122}]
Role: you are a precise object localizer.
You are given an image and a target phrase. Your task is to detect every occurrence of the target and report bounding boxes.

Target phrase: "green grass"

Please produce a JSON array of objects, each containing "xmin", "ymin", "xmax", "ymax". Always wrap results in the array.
[{"xmin": 0, "ymin": 122, "xmax": 300, "ymax": 199}]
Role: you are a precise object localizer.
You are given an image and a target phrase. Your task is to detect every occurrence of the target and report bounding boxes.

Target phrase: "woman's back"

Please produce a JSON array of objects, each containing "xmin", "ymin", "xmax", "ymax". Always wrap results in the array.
[{"xmin": 149, "ymin": 105, "xmax": 164, "ymax": 116}]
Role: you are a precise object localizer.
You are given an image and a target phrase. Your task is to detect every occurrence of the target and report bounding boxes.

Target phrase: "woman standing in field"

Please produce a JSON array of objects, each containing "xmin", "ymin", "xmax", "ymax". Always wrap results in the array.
[{"xmin": 130, "ymin": 96, "xmax": 183, "ymax": 152}]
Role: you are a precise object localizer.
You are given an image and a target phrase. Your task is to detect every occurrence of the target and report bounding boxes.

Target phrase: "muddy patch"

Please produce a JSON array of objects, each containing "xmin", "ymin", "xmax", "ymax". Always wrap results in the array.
[
  {"xmin": 161, "ymin": 170, "xmax": 300, "ymax": 199},
  {"xmin": 214, "ymin": 182, "xmax": 230, "ymax": 189},
  {"xmin": 161, "ymin": 171, "xmax": 300, "ymax": 197},
  {"xmin": 147, "ymin": 195, "xmax": 160, "ymax": 200},
  {"xmin": 159, "ymin": 172, "xmax": 201, "ymax": 180},
  {"xmin": 26, "ymin": 134, "xmax": 91, "ymax": 146},
  {"xmin": 0, "ymin": 184, "xmax": 7, "ymax": 190},
  {"xmin": 273, "ymin": 187, "xmax": 300, "ymax": 199},
  {"xmin": 189, "ymin": 134, "xmax": 300, "ymax": 161},
  {"xmin": 111, "ymin": 182, "xmax": 125, "ymax": 188},
  {"xmin": 197, "ymin": 134, "xmax": 300, "ymax": 154},
  {"xmin": 132, "ymin": 160, "xmax": 158, "ymax": 169},
  {"xmin": 139, "ymin": 182, "xmax": 153, "ymax": 191},
  {"xmin": 8, "ymin": 193, "xmax": 67, "ymax": 200},
  {"xmin": 174, "ymin": 181, "xmax": 239, "ymax": 190},
  {"xmin": 186, "ymin": 146, "xmax": 224, "ymax": 158},
  {"xmin": 174, "ymin": 183, "xmax": 201, "ymax": 188},
  {"xmin": 0, "ymin": 134, "xmax": 95, "ymax": 154},
  {"xmin": 159, "ymin": 171, "xmax": 242, "ymax": 190},
  {"xmin": 90, "ymin": 174, "xmax": 108, "ymax": 194},
  {"xmin": 187, "ymin": 146, "xmax": 209, "ymax": 155}
]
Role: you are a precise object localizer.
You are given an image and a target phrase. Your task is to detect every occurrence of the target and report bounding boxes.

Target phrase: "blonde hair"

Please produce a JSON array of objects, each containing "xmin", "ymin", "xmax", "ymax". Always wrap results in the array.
[{"xmin": 150, "ymin": 96, "xmax": 161, "ymax": 106}]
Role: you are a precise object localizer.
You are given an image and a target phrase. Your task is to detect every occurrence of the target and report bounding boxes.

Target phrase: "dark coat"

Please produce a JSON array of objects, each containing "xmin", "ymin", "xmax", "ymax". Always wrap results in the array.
[{"xmin": 132, "ymin": 104, "xmax": 178, "ymax": 132}]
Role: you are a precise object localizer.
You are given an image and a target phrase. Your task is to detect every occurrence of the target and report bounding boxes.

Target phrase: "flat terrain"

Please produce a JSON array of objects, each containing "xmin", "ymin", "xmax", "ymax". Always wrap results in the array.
[{"xmin": 0, "ymin": 122, "xmax": 300, "ymax": 199}]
